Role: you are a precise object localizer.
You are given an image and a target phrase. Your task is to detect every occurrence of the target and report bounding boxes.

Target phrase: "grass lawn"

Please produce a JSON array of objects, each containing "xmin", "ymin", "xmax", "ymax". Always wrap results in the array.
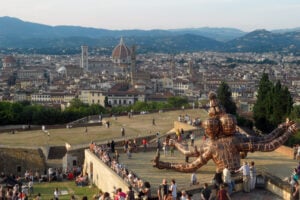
[
  {"xmin": 0, "ymin": 109, "xmax": 208, "ymax": 147},
  {"xmin": 33, "ymin": 181, "xmax": 100, "ymax": 200}
]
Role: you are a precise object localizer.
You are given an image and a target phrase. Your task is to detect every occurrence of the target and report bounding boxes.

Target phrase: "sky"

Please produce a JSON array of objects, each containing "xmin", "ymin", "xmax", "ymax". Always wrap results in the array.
[{"xmin": 0, "ymin": 0, "xmax": 300, "ymax": 31}]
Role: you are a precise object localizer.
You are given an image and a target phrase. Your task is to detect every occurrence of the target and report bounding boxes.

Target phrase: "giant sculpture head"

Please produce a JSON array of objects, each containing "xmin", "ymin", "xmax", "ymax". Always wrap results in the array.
[
  {"xmin": 208, "ymin": 91, "xmax": 225, "ymax": 117},
  {"xmin": 204, "ymin": 92, "xmax": 237, "ymax": 139}
]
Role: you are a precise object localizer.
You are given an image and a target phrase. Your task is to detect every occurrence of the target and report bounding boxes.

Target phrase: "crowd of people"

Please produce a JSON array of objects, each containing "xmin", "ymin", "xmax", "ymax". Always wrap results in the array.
[
  {"xmin": 177, "ymin": 115, "xmax": 201, "ymax": 127},
  {"xmin": 0, "ymin": 171, "xmax": 39, "ymax": 200},
  {"xmin": 89, "ymin": 142, "xmax": 154, "ymax": 200}
]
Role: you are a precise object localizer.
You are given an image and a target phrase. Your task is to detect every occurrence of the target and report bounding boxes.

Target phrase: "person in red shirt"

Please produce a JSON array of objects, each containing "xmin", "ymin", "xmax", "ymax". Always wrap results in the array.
[
  {"xmin": 217, "ymin": 184, "xmax": 231, "ymax": 200},
  {"xmin": 116, "ymin": 188, "xmax": 126, "ymax": 200},
  {"xmin": 142, "ymin": 139, "xmax": 148, "ymax": 152}
]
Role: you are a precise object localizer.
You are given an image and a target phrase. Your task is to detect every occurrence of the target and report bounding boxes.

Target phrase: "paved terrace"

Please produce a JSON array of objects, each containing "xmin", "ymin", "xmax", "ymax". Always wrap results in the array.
[{"xmin": 119, "ymin": 138, "xmax": 297, "ymax": 200}]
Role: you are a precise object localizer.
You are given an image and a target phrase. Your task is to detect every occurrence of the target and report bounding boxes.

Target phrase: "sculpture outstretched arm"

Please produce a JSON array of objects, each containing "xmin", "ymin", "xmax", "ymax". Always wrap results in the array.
[
  {"xmin": 237, "ymin": 123, "xmax": 298, "ymax": 152},
  {"xmin": 172, "ymin": 139, "xmax": 201, "ymax": 157},
  {"xmin": 237, "ymin": 120, "xmax": 295, "ymax": 144},
  {"xmin": 152, "ymin": 149, "xmax": 212, "ymax": 172}
]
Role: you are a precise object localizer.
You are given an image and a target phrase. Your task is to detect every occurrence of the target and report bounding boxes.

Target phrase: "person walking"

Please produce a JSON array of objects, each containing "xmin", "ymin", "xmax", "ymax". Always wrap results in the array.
[{"xmin": 235, "ymin": 161, "xmax": 250, "ymax": 193}]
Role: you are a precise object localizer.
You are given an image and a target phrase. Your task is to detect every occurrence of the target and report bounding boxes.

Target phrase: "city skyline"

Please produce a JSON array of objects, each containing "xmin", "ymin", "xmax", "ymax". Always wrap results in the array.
[{"xmin": 0, "ymin": 0, "xmax": 300, "ymax": 31}]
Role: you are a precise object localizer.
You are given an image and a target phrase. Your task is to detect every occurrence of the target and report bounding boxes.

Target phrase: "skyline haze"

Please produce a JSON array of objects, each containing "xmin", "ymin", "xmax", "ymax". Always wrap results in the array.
[{"xmin": 0, "ymin": 0, "xmax": 300, "ymax": 31}]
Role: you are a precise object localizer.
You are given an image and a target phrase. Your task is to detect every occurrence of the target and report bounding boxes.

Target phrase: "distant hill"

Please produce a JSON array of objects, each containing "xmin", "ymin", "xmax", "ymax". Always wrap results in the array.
[
  {"xmin": 169, "ymin": 27, "xmax": 246, "ymax": 42},
  {"xmin": 224, "ymin": 29, "xmax": 300, "ymax": 52},
  {"xmin": 0, "ymin": 16, "xmax": 300, "ymax": 54}
]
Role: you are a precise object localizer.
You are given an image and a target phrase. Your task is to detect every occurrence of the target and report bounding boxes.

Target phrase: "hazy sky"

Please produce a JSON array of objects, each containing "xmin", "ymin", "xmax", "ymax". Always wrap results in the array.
[{"xmin": 1, "ymin": 0, "xmax": 299, "ymax": 31}]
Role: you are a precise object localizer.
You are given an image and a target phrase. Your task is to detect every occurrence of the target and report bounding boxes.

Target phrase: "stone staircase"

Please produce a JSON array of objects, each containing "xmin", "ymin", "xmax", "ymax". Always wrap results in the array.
[{"xmin": 47, "ymin": 146, "xmax": 67, "ymax": 159}]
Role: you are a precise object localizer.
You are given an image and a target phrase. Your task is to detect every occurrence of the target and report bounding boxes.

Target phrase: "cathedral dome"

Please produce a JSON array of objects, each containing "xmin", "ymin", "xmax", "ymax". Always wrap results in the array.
[
  {"xmin": 3, "ymin": 56, "xmax": 16, "ymax": 64},
  {"xmin": 112, "ymin": 37, "xmax": 131, "ymax": 65},
  {"xmin": 2, "ymin": 55, "xmax": 17, "ymax": 68}
]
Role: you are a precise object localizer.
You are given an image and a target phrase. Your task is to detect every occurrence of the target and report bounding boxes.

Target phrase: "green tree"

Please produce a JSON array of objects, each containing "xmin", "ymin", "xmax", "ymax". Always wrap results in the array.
[
  {"xmin": 216, "ymin": 81, "xmax": 237, "ymax": 115},
  {"xmin": 290, "ymin": 105, "xmax": 300, "ymax": 122},
  {"xmin": 253, "ymin": 73, "xmax": 293, "ymax": 133},
  {"xmin": 253, "ymin": 73, "xmax": 273, "ymax": 132},
  {"xmin": 270, "ymin": 81, "xmax": 293, "ymax": 125},
  {"xmin": 104, "ymin": 96, "xmax": 109, "ymax": 107},
  {"xmin": 167, "ymin": 96, "xmax": 188, "ymax": 108},
  {"xmin": 68, "ymin": 98, "xmax": 88, "ymax": 109}
]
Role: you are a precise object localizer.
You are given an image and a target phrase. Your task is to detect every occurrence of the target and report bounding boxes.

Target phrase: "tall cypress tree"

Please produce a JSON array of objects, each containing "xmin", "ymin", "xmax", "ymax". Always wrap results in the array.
[
  {"xmin": 253, "ymin": 73, "xmax": 293, "ymax": 133},
  {"xmin": 217, "ymin": 81, "xmax": 237, "ymax": 115},
  {"xmin": 253, "ymin": 73, "xmax": 274, "ymax": 132}
]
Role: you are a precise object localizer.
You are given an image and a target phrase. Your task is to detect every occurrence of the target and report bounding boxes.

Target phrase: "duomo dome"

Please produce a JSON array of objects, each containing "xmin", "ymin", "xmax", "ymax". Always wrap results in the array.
[{"xmin": 112, "ymin": 37, "xmax": 131, "ymax": 67}]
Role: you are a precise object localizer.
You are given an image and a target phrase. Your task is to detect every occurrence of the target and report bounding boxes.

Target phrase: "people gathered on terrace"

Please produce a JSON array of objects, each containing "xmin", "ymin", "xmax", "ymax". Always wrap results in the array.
[{"xmin": 89, "ymin": 141, "xmax": 148, "ymax": 195}]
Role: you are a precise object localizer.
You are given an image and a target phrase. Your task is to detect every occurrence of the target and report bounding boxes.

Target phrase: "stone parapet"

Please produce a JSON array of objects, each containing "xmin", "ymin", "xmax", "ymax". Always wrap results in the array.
[{"xmin": 84, "ymin": 149, "xmax": 130, "ymax": 197}]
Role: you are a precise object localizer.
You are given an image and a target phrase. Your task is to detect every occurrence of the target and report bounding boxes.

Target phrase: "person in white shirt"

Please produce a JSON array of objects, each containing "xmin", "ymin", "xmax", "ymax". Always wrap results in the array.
[
  {"xmin": 190, "ymin": 132, "xmax": 195, "ymax": 146},
  {"xmin": 235, "ymin": 161, "xmax": 250, "ymax": 192},
  {"xmin": 54, "ymin": 188, "xmax": 59, "ymax": 200},
  {"xmin": 180, "ymin": 190, "xmax": 187, "ymax": 200},
  {"xmin": 222, "ymin": 165, "xmax": 234, "ymax": 195},
  {"xmin": 191, "ymin": 173, "xmax": 199, "ymax": 185}
]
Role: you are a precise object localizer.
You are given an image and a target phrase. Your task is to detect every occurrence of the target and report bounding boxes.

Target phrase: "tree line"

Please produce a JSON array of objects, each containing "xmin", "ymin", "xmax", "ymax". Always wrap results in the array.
[{"xmin": 0, "ymin": 97, "xmax": 189, "ymax": 125}]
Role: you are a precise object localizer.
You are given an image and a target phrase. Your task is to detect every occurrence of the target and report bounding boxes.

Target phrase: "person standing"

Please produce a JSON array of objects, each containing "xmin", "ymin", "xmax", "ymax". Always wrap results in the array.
[
  {"xmin": 180, "ymin": 190, "xmax": 187, "ymax": 200},
  {"xmin": 127, "ymin": 186, "xmax": 135, "ymax": 200},
  {"xmin": 157, "ymin": 138, "xmax": 161, "ymax": 151},
  {"xmin": 297, "ymin": 147, "xmax": 300, "ymax": 161},
  {"xmin": 111, "ymin": 140, "xmax": 115, "ymax": 153},
  {"xmin": 217, "ymin": 184, "xmax": 231, "ymax": 200},
  {"xmin": 190, "ymin": 132, "xmax": 195, "ymax": 146},
  {"xmin": 235, "ymin": 161, "xmax": 250, "ymax": 193},
  {"xmin": 169, "ymin": 179, "xmax": 177, "ymax": 200},
  {"xmin": 222, "ymin": 165, "xmax": 234, "ymax": 195},
  {"xmin": 142, "ymin": 138, "xmax": 148, "ymax": 152},
  {"xmin": 158, "ymin": 179, "xmax": 169, "ymax": 200},
  {"xmin": 213, "ymin": 169, "xmax": 223, "ymax": 188},
  {"xmin": 28, "ymin": 179, "xmax": 34, "ymax": 196},
  {"xmin": 121, "ymin": 127, "xmax": 125, "ymax": 137},
  {"xmin": 191, "ymin": 172, "xmax": 199, "ymax": 185},
  {"xmin": 201, "ymin": 183, "xmax": 212, "ymax": 200},
  {"xmin": 249, "ymin": 161, "xmax": 257, "ymax": 191},
  {"xmin": 294, "ymin": 144, "xmax": 298, "ymax": 160}
]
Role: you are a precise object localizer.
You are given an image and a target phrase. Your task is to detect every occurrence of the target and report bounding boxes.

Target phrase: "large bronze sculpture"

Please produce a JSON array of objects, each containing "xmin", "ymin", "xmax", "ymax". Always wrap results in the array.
[{"xmin": 153, "ymin": 92, "xmax": 298, "ymax": 173}]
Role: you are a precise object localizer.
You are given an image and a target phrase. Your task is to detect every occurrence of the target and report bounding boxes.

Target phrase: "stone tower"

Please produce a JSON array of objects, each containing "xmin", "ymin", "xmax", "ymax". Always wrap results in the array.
[{"xmin": 81, "ymin": 45, "xmax": 89, "ymax": 71}]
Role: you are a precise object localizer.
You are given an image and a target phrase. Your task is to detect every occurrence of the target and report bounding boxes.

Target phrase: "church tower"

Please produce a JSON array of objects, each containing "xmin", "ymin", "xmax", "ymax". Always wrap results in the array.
[
  {"xmin": 81, "ymin": 45, "xmax": 89, "ymax": 71},
  {"xmin": 130, "ymin": 45, "xmax": 136, "ymax": 85},
  {"xmin": 170, "ymin": 55, "xmax": 175, "ymax": 80}
]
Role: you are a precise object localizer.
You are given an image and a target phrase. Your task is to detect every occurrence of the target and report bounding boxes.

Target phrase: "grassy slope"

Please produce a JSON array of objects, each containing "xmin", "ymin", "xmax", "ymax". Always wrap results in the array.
[{"xmin": 0, "ymin": 109, "xmax": 207, "ymax": 147}]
